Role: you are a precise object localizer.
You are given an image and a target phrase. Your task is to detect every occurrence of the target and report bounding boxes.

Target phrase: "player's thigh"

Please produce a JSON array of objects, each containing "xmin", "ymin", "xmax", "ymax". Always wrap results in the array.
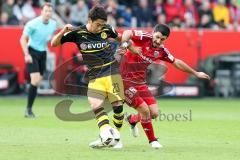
[
  {"xmin": 39, "ymin": 53, "xmax": 47, "ymax": 76},
  {"xmin": 106, "ymin": 74, "xmax": 124, "ymax": 104},
  {"xmin": 142, "ymin": 93, "xmax": 158, "ymax": 118},
  {"xmin": 139, "ymin": 85, "xmax": 158, "ymax": 118},
  {"xmin": 124, "ymin": 84, "xmax": 141, "ymax": 108},
  {"xmin": 26, "ymin": 54, "xmax": 39, "ymax": 75},
  {"xmin": 124, "ymin": 95, "xmax": 150, "ymax": 119},
  {"xmin": 133, "ymin": 84, "xmax": 157, "ymax": 118},
  {"xmin": 88, "ymin": 77, "xmax": 107, "ymax": 97},
  {"xmin": 138, "ymin": 85, "xmax": 157, "ymax": 105},
  {"xmin": 88, "ymin": 95, "xmax": 105, "ymax": 110},
  {"xmin": 124, "ymin": 84, "xmax": 148, "ymax": 112},
  {"xmin": 148, "ymin": 103, "xmax": 159, "ymax": 119}
]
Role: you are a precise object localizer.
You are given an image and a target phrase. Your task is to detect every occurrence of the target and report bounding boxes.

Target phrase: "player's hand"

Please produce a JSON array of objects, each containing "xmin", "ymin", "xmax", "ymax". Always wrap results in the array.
[
  {"xmin": 117, "ymin": 47, "xmax": 127, "ymax": 55},
  {"xmin": 115, "ymin": 47, "xmax": 126, "ymax": 62},
  {"xmin": 76, "ymin": 53, "xmax": 83, "ymax": 61},
  {"xmin": 195, "ymin": 72, "xmax": 210, "ymax": 80},
  {"xmin": 62, "ymin": 24, "xmax": 74, "ymax": 33},
  {"xmin": 25, "ymin": 54, "xmax": 32, "ymax": 63}
]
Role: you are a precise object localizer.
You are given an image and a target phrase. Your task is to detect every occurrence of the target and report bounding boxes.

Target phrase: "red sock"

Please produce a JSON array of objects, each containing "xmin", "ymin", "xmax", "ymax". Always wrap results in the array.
[
  {"xmin": 129, "ymin": 113, "xmax": 141, "ymax": 124},
  {"xmin": 140, "ymin": 119, "xmax": 157, "ymax": 142}
]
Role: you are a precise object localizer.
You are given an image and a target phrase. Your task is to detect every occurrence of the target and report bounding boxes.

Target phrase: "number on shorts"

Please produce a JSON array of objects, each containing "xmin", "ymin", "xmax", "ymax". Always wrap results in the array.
[
  {"xmin": 125, "ymin": 87, "xmax": 137, "ymax": 98},
  {"xmin": 113, "ymin": 83, "xmax": 120, "ymax": 93}
]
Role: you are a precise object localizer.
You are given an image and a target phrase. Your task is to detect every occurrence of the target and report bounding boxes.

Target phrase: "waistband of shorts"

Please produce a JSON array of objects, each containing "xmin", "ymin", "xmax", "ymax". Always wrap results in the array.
[
  {"xmin": 92, "ymin": 60, "xmax": 116, "ymax": 69},
  {"xmin": 29, "ymin": 46, "xmax": 46, "ymax": 54}
]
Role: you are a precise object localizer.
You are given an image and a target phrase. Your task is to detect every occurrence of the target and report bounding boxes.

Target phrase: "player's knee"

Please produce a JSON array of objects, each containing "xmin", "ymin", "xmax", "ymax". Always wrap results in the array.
[
  {"xmin": 88, "ymin": 97, "xmax": 104, "ymax": 109},
  {"xmin": 31, "ymin": 79, "xmax": 39, "ymax": 86},
  {"xmin": 149, "ymin": 104, "xmax": 159, "ymax": 119},
  {"xmin": 140, "ymin": 111, "xmax": 150, "ymax": 120},
  {"xmin": 89, "ymin": 100, "xmax": 100, "ymax": 109},
  {"xmin": 139, "ymin": 107, "xmax": 150, "ymax": 119},
  {"xmin": 31, "ymin": 75, "xmax": 42, "ymax": 86},
  {"xmin": 36, "ymin": 79, "xmax": 42, "ymax": 86},
  {"xmin": 89, "ymin": 103, "xmax": 100, "ymax": 109},
  {"xmin": 112, "ymin": 100, "xmax": 123, "ymax": 106},
  {"xmin": 151, "ymin": 112, "xmax": 159, "ymax": 119}
]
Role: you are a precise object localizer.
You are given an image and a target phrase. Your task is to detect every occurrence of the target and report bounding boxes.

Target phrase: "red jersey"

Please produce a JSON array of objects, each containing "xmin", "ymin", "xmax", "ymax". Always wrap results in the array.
[{"xmin": 120, "ymin": 30, "xmax": 175, "ymax": 84}]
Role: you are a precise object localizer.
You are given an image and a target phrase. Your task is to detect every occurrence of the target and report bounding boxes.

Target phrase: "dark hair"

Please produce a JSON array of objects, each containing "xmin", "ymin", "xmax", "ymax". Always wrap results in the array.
[
  {"xmin": 41, "ymin": 2, "xmax": 53, "ymax": 9},
  {"xmin": 88, "ymin": 6, "xmax": 107, "ymax": 22},
  {"xmin": 154, "ymin": 24, "xmax": 170, "ymax": 37}
]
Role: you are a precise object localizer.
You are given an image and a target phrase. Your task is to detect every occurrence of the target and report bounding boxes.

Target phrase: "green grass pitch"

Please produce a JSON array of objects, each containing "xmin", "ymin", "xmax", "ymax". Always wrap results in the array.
[{"xmin": 0, "ymin": 97, "xmax": 239, "ymax": 160}]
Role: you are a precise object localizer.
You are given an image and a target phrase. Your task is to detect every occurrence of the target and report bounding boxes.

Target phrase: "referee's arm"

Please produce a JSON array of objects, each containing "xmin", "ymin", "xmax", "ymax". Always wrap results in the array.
[
  {"xmin": 20, "ymin": 33, "xmax": 33, "ymax": 63},
  {"xmin": 20, "ymin": 34, "xmax": 30, "ymax": 56},
  {"xmin": 51, "ymin": 24, "xmax": 74, "ymax": 47}
]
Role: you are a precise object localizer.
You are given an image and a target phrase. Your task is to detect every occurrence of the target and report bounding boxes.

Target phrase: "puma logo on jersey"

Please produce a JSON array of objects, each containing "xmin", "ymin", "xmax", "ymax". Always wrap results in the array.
[{"xmin": 82, "ymin": 35, "xmax": 87, "ymax": 39}]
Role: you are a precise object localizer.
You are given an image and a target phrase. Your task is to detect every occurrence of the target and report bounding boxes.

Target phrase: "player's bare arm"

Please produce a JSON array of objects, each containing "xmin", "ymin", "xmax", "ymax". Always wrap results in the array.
[
  {"xmin": 121, "ymin": 30, "xmax": 133, "ymax": 42},
  {"xmin": 20, "ymin": 34, "xmax": 32, "ymax": 63},
  {"xmin": 173, "ymin": 58, "xmax": 210, "ymax": 80},
  {"xmin": 121, "ymin": 30, "xmax": 142, "ymax": 55},
  {"xmin": 51, "ymin": 24, "xmax": 74, "ymax": 47}
]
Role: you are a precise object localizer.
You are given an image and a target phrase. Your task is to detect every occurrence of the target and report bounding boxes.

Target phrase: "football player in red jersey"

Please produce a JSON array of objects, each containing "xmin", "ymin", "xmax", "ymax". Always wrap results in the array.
[{"xmin": 118, "ymin": 24, "xmax": 210, "ymax": 149}]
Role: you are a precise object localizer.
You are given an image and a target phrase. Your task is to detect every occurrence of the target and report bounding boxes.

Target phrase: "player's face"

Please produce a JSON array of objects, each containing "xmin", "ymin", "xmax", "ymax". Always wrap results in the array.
[
  {"xmin": 41, "ymin": 6, "xmax": 53, "ymax": 23},
  {"xmin": 152, "ymin": 32, "xmax": 167, "ymax": 48},
  {"xmin": 89, "ymin": 19, "xmax": 106, "ymax": 33}
]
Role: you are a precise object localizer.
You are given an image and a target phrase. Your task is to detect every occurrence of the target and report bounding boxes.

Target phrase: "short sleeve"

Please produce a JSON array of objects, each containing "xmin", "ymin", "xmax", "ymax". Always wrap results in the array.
[
  {"xmin": 161, "ymin": 47, "xmax": 175, "ymax": 63},
  {"xmin": 106, "ymin": 25, "xmax": 118, "ymax": 39},
  {"xmin": 23, "ymin": 21, "xmax": 34, "ymax": 37},
  {"xmin": 61, "ymin": 31, "xmax": 77, "ymax": 44}
]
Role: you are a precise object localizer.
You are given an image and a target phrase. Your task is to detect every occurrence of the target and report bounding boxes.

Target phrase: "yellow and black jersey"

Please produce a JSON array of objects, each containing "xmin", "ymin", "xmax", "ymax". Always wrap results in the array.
[{"xmin": 61, "ymin": 24, "xmax": 119, "ymax": 80}]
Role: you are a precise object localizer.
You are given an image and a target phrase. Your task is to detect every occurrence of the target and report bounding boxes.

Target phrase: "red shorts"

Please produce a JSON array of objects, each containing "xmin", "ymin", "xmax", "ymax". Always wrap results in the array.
[{"xmin": 123, "ymin": 81, "xmax": 156, "ymax": 108}]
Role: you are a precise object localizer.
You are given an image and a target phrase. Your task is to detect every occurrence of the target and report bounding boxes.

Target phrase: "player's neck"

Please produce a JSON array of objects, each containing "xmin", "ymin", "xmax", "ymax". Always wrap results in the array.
[
  {"xmin": 86, "ymin": 24, "xmax": 93, "ymax": 33},
  {"xmin": 40, "ymin": 16, "xmax": 49, "ymax": 24},
  {"xmin": 152, "ymin": 42, "xmax": 163, "ymax": 48},
  {"xmin": 43, "ymin": 20, "xmax": 49, "ymax": 24},
  {"xmin": 152, "ymin": 43, "xmax": 157, "ymax": 48}
]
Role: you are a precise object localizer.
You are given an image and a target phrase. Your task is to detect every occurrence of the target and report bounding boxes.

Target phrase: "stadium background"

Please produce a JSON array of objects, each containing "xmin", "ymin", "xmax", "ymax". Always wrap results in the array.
[{"xmin": 0, "ymin": 0, "xmax": 240, "ymax": 160}]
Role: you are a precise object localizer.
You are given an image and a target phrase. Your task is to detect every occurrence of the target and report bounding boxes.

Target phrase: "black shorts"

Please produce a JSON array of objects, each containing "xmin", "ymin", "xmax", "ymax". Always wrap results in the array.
[{"xmin": 26, "ymin": 47, "xmax": 47, "ymax": 75}]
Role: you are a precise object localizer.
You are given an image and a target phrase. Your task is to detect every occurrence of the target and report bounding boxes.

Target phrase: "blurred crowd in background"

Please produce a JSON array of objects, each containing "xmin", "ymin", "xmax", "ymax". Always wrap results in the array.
[{"xmin": 1, "ymin": 0, "xmax": 240, "ymax": 30}]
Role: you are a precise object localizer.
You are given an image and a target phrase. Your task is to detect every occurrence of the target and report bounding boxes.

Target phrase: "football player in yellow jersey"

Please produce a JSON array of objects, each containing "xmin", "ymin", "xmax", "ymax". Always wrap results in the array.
[{"xmin": 51, "ymin": 6, "xmax": 125, "ymax": 148}]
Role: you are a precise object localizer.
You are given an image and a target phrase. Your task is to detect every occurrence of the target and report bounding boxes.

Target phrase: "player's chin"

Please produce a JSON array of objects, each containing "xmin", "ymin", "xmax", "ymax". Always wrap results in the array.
[
  {"xmin": 45, "ymin": 16, "xmax": 51, "ymax": 21},
  {"xmin": 153, "ymin": 43, "xmax": 160, "ymax": 47}
]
